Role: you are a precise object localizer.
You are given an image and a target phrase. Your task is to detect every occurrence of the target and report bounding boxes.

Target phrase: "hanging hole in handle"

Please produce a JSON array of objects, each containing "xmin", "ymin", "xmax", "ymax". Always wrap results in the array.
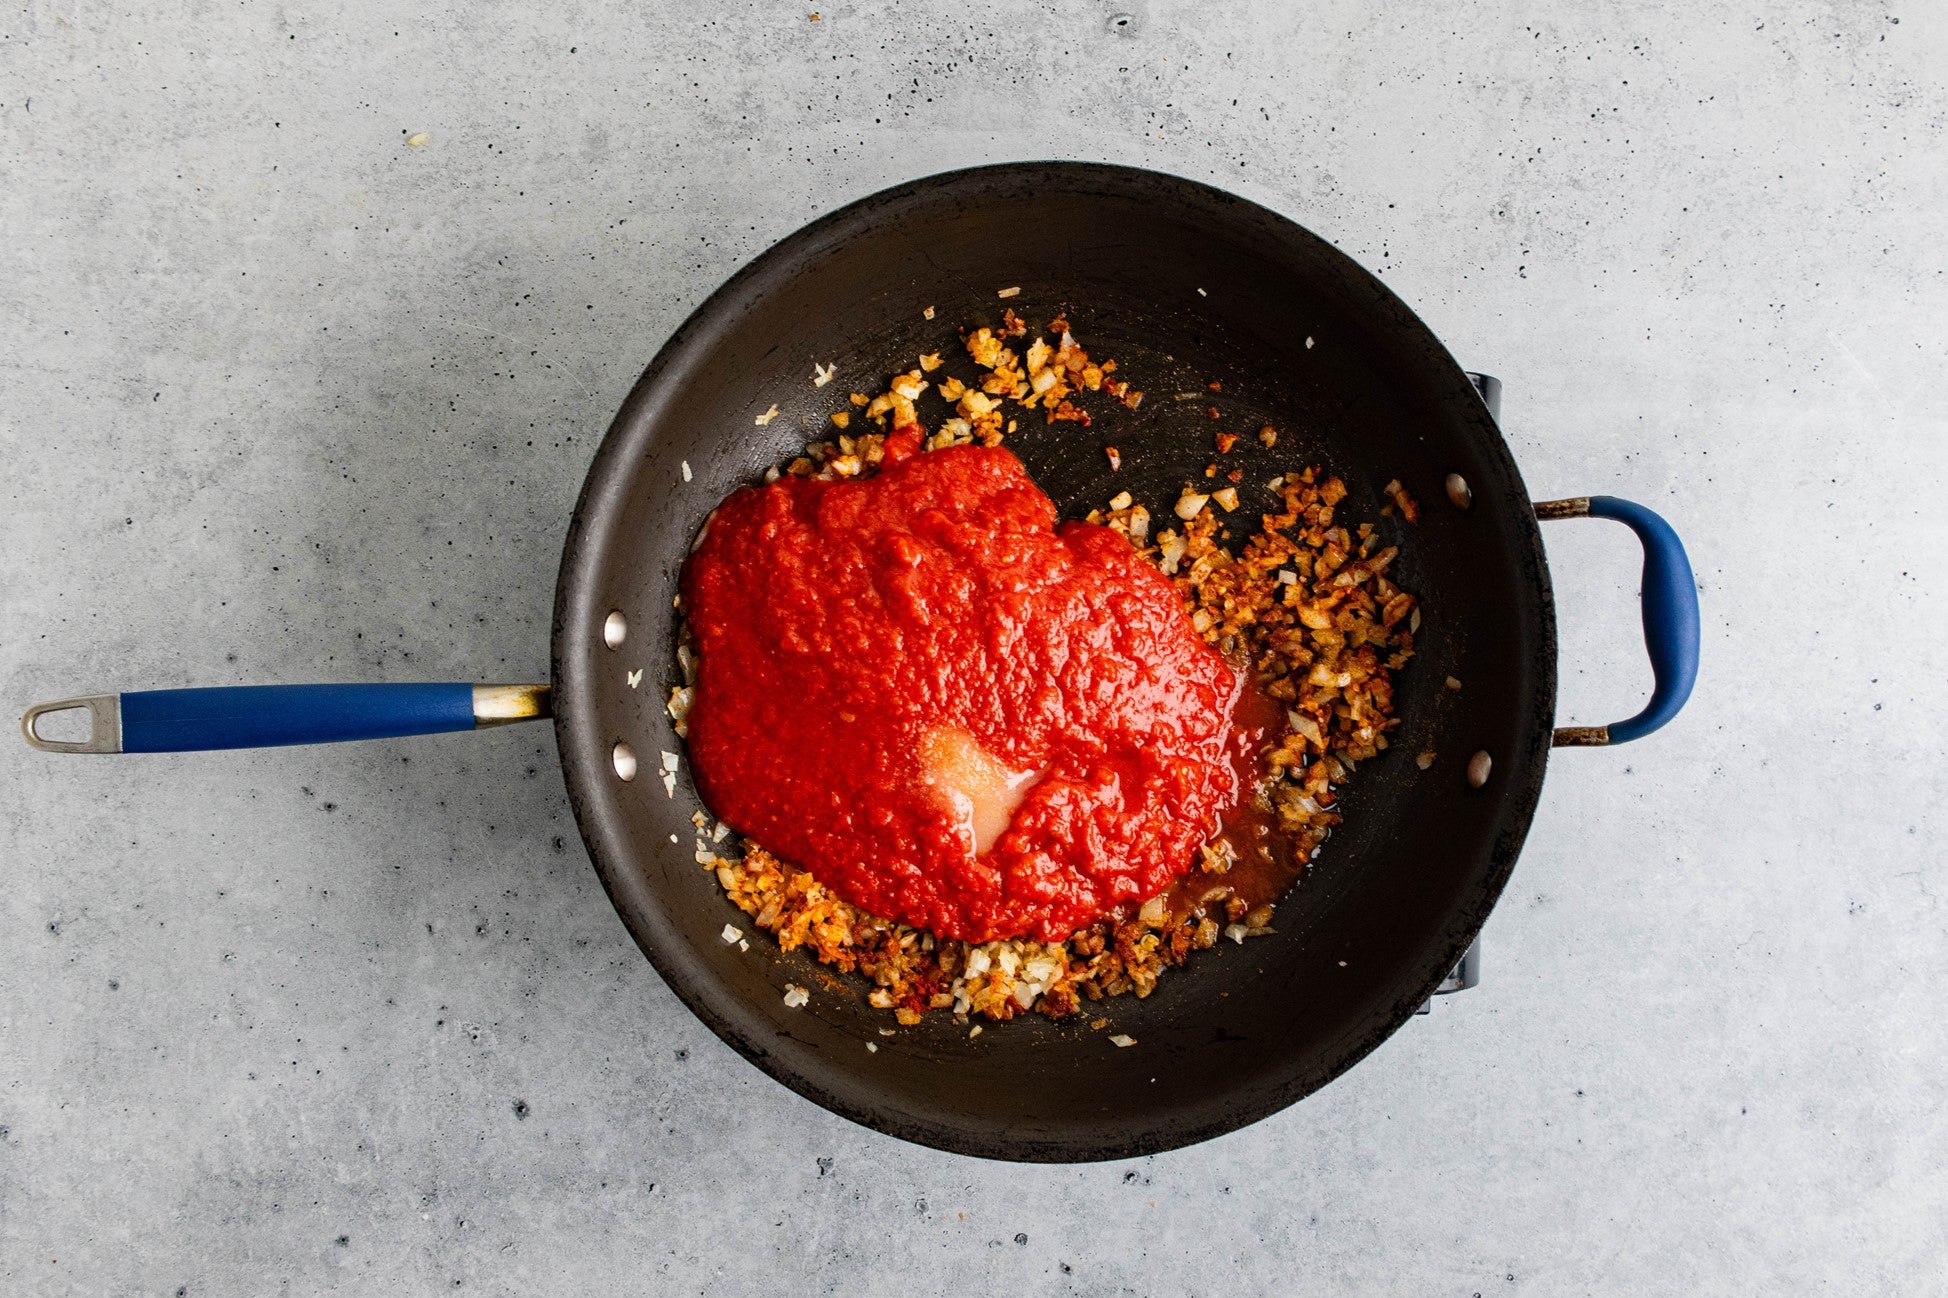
[
  {"xmin": 21, "ymin": 695, "xmax": 122, "ymax": 753},
  {"xmin": 32, "ymin": 706, "xmax": 92, "ymax": 744}
]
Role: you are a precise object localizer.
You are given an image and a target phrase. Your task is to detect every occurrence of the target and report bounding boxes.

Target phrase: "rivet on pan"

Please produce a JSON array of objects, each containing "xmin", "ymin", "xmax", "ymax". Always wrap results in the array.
[
  {"xmin": 612, "ymin": 742, "xmax": 638, "ymax": 782},
  {"xmin": 603, "ymin": 611, "xmax": 627, "ymax": 649},
  {"xmin": 1466, "ymin": 751, "xmax": 1493, "ymax": 788},
  {"xmin": 1446, "ymin": 473, "xmax": 1472, "ymax": 510}
]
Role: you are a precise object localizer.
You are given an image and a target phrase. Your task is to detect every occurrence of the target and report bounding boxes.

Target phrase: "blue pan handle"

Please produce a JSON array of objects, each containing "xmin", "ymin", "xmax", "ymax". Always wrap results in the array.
[
  {"xmin": 20, "ymin": 683, "xmax": 550, "ymax": 753},
  {"xmin": 1537, "ymin": 496, "xmax": 1700, "ymax": 746}
]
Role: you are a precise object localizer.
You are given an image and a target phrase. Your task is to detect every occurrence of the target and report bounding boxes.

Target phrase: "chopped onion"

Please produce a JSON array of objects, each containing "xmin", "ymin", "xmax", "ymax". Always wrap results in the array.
[{"xmin": 1158, "ymin": 532, "xmax": 1187, "ymax": 575}]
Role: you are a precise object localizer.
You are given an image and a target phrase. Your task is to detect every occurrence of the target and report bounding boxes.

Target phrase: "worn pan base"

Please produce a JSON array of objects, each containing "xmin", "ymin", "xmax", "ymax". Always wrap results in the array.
[{"xmin": 553, "ymin": 163, "xmax": 1555, "ymax": 1161}]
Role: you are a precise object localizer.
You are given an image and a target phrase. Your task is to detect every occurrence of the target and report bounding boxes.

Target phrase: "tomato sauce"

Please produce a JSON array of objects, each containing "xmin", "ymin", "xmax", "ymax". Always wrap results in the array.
[
  {"xmin": 1152, "ymin": 681, "xmax": 1301, "ymax": 926},
  {"xmin": 680, "ymin": 443, "xmax": 1241, "ymax": 943}
]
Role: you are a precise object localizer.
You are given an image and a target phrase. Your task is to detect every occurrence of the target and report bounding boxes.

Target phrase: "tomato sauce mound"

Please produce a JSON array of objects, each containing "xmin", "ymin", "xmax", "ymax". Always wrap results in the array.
[{"xmin": 680, "ymin": 444, "xmax": 1241, "ymax": 943}]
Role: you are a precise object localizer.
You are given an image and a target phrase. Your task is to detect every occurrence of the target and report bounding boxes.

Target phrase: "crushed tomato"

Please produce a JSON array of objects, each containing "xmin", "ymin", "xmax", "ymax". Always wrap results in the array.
[{"xmin": 680, "ymin": 444, "xmax": 1240, "ymax": 942}]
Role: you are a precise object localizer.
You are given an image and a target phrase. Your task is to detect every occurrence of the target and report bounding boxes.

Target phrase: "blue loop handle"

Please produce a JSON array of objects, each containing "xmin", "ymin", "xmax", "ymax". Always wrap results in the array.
[
  {"xmin": 120, "ymin": 684, "xmax": 477, "ymax": 752},
  {"xmin": 1581, "ymin": 497, "xmax": 1700, "ymax": 744}
]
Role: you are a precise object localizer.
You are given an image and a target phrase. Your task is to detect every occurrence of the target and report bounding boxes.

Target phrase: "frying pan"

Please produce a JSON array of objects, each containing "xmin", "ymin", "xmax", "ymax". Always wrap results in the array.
[{"xmin": 21, "ymin": 163, "xmax": 1699, "ymax": 1161}]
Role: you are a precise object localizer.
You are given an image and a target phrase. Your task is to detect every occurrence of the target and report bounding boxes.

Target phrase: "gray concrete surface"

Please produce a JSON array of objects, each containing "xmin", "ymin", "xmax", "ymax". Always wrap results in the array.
[{"xmin": 4, "ymin": 2, "xmax": 1944, "ymax": 1293}]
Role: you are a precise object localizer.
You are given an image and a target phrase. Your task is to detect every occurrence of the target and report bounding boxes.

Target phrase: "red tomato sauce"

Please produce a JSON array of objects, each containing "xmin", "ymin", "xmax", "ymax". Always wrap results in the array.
[{"xmin": 680, "ymin": 443, "xmax": 1241, "ymax": 943}]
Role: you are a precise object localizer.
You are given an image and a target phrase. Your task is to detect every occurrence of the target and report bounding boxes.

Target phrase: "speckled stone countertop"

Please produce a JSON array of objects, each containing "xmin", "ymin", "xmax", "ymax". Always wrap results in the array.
[{"xmin": 3, "ymin": 3, "xmax": 1943, "ymax": 1294}]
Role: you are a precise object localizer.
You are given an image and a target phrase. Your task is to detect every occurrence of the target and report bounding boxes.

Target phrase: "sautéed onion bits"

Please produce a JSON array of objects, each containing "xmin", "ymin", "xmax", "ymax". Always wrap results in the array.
[{"xmin": 674, "ymin": 312, "xmax": 1417, "ymax": 1028}]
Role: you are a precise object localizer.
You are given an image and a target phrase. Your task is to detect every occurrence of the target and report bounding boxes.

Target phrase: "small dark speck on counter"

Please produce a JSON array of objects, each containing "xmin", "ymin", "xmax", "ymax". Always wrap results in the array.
[
  {"xmin": 816, "ymin": 1157, "xmax": 833, "ymax": 1176},
  {"xmin": 674, "ymin": 1048, "xmax": 688, "ymax": 1060},
  {"xmin": 1014, "ymin": 1232, "xmax": 1028, "ymax": 1245},
  {"xmin": 335, "ymin": 1234, "xmax": 349, "ymax": 1247},
  {"xmin": 512, "ymin": 1099, "xmax": 530, "ymax": 1119},
  {"xmin": 107, "ymin": 979, "xmax": 119, "ymax": 990}
]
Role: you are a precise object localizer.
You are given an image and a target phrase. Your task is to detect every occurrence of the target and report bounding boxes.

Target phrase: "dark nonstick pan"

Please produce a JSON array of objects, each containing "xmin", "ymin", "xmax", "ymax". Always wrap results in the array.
[{"xmin": 22, "ymin": 162, "xmax": 1699, "ymax": 1161}]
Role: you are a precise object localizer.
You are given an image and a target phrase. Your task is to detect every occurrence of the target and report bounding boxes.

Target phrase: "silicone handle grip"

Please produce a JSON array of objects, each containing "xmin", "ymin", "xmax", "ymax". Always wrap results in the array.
[
  {"xmin": 1542, "ymin": 496, "xmax": 1700, "ymax": 746},
  {"xmin": 119, "ymin": 683, "xmax": 477, "ymax": 752}
]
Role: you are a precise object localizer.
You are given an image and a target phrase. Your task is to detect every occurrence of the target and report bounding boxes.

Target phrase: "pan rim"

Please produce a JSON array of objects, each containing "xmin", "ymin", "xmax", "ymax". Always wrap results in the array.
[{"xmin": 551, "ymin": 159, "xmax": 1556, "ymax": 1162}]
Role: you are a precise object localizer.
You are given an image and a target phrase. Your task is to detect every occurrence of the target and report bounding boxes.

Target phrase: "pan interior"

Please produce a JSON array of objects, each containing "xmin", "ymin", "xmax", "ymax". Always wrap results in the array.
[{"xmin": 553, "ymin": 164, "xmax": 1554, "ymax": 1161}]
